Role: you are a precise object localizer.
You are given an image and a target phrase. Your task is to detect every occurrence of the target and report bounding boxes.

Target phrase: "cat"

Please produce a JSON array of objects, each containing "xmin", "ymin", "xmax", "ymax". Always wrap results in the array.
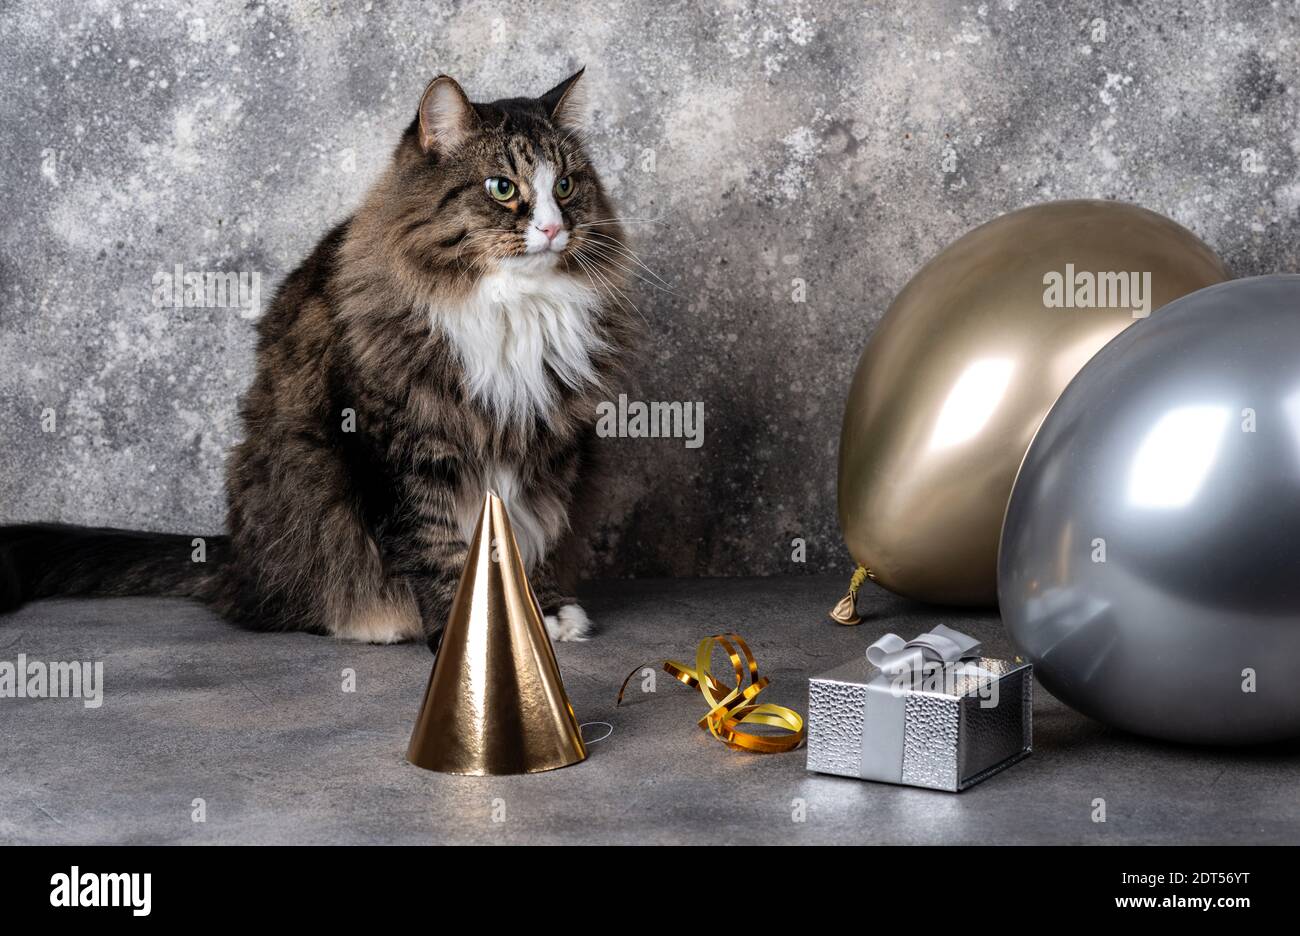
[{"xmin": 0, "ymin": 69, "xmax": 636, "ymax": 650}]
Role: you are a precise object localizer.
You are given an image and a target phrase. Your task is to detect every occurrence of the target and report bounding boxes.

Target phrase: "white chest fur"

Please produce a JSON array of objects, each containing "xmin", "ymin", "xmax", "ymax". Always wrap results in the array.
[
  {"xmin": 430, "ymin": 261, "xmax": 605, "ymax": 426},
  {"xmin": 452, "ymin": 463, "xmax": 566, "ymax": 572}
]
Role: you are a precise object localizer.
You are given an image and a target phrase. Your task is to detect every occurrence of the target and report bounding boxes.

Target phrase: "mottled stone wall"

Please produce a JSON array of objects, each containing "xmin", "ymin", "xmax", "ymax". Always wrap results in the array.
[{"xmin": 2, "ymin": 1, "xmax": 1298, "ymax": 578}]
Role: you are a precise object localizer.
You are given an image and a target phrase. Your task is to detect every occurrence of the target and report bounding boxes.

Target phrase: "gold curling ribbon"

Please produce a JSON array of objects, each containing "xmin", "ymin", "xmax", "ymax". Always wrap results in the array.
[
  {"xmin": 617, "ymin": 632, "xmax": 805, "ymax": 754},
  {"xmin": 828, "ymin": 564, "xmax": 872, "ymax": 626}
]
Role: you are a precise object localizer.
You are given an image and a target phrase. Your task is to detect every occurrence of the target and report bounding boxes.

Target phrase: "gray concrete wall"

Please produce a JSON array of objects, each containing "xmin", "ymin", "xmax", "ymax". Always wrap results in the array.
[{"xmin": 2, "ymin": 1, "xmax": 1298, "ymax": 578}]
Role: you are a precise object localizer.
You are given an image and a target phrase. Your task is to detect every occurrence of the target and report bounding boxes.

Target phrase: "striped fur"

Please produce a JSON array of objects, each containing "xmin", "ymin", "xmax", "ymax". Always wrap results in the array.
[{"xmin": 0, "ymin": 71, "xmax": 635, "ymax": 649}]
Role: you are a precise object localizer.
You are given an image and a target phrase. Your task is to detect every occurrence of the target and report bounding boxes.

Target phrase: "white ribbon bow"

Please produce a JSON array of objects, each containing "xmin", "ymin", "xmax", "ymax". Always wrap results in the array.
[{"xmin": 866, "ymin": 623, "xmax": 982, "ymax": 676}]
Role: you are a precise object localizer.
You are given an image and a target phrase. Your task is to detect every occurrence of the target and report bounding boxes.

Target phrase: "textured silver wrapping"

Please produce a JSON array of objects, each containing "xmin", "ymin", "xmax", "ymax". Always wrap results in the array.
[{"xmin": 806, "ymin": 656, "xmax": 1032, "ymax": 791}]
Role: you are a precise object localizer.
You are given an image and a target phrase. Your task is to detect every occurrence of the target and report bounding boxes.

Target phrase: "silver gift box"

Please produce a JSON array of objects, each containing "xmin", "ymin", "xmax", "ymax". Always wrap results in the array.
[{"xmin": 806, "ymin": 654, "xmax": 1032, "ymax": 792}]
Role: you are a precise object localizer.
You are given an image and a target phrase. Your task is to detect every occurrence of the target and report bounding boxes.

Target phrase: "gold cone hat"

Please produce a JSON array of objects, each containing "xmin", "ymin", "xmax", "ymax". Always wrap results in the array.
[{"xmin": 406, "ymin": 491, "xmax": 587, "ymax": 775}]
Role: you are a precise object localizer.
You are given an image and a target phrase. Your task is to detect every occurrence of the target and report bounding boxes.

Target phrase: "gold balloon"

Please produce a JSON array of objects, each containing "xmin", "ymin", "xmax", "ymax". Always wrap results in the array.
[{"xmin": 837, "ymin": 200, "xmax": 1229, "ymax": 607}]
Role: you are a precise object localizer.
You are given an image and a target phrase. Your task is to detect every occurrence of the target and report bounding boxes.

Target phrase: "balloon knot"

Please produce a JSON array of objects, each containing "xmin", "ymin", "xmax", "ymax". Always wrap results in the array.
[{"xmin": 829, "ymin": 565, "xmax": 870, "ymax": 625}]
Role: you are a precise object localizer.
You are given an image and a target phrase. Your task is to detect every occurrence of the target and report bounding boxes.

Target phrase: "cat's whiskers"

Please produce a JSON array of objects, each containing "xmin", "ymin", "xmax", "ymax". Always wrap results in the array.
[
  {"xmin": 453, "ymin": 230, "xmax": 525, "ymax": 294},
  {"xmin": 575, "ymin": 231, "xmax": 675, "ymax": 293},
  {"xmin": 575, "ymin": 244, "xmax": 671, "ymax": 299},
  {"xmin": 574, "ymin": 255, "xmax": 641, "ymax": 328},
  {"xmin": 571, "ymin": 240, "xmax": 675, "ymax": 302},
  {"xmin": 570, "ymin": 247, "xmax": 648, "ymax": 328},
  {"xmin": 451, "ymin": 230, "xmax": 495, "ymax": 277},
  {"xmin": 454, "ymin": 229, "xmax": 509, "ymax": 267},
  {"xmin": 568, "ymin": 248, "xmax": 620, "ymax": 306},
  {"xmin": 576, "ymin": 216, "xmax": 669, "ymax": 228}
]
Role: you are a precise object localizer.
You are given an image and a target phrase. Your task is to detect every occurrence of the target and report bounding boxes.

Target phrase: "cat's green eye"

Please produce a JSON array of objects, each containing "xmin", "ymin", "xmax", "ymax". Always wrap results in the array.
[
  {"xmin": 485, "ymin": 177, "xmax": 516, "ymax": 202},
  {"xmin": 554, "ymin": 175, "xmax": 575, "ymax": 200}
]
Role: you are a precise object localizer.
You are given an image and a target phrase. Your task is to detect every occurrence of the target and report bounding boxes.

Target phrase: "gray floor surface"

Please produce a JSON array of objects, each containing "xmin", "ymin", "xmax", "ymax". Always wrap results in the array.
[{"xmin": 2, "ymin": 574, "xmax": 1297, "ymax": 845}]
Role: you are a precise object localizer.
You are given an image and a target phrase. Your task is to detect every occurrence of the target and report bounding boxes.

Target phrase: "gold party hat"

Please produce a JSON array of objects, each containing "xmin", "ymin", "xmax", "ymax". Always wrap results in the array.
[{"xmin": 406, "ymin": 491, "xmax": 587, "ymax": 775}]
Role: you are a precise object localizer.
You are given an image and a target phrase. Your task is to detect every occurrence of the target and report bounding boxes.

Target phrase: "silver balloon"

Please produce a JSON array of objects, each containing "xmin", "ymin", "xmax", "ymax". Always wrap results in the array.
[{"xmin": 999, "ymin": 275, "xmax": 1300, "ymax": 745}]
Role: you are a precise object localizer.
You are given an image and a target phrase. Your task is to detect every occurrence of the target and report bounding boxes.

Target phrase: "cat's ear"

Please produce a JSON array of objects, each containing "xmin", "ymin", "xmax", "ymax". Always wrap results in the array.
[
  {"xmin": 540, "ymin": 67, "xmax": 587, "ymax": 131},
  {"xmin": 418, "ymin": 76, "xmax": 479, "ymax": 154}
]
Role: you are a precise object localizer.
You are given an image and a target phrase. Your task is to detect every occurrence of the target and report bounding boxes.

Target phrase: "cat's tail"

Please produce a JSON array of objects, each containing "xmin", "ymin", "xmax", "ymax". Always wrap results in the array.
[{"xmin": 0, "ymin": 524, "xmax": 229, "ymax": 614}]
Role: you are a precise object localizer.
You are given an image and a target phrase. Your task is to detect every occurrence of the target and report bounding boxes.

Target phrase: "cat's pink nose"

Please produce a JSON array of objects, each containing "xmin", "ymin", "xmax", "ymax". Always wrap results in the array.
[{"xmin": 537, "ymin": 222, "xmax": 563, "ymax": 242}]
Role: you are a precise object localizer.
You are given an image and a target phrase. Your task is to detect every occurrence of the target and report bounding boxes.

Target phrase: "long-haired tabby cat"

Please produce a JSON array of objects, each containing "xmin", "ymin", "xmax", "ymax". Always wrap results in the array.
[{"xmin": 0, "ymin": 69, "xmax": 635, "ymax": 649}]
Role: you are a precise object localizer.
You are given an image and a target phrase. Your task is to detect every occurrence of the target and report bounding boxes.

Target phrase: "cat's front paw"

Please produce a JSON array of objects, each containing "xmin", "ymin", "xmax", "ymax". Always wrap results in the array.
[{"xmin": 544, "ymin": 604, "xmax": 592, "ymax": 642}]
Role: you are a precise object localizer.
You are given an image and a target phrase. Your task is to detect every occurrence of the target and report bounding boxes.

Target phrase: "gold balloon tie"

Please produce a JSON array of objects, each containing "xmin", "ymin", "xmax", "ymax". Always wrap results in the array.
[
  {"xmin": 828, "ymin": 564, "xmax": 872, "ymax": 625},
  {"xmin": 616, "ymin": 633, "xmax": 805, "ymax": 754}
]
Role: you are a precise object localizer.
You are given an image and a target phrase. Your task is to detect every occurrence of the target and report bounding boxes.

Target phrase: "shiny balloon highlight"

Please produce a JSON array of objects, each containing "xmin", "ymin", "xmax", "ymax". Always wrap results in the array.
[
  {"xmin": 999, "ymin": 276, "xmax": 1300, "ymax": 745},
  {"xmin": 838, "ymin": 200, "xmax": 1228, "ymax": 606}
]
